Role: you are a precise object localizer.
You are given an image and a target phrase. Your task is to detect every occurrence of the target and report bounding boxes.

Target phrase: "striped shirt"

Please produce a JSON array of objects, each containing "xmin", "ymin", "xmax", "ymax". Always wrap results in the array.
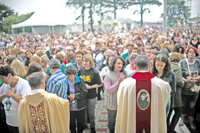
[{"xmin": 46, "ymin": 69, "xmax": 68, "ymax": 99}]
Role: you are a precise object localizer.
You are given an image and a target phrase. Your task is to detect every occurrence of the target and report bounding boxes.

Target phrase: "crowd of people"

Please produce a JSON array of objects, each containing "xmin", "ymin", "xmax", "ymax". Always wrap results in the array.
[{"xmin": 0, "ymin": 25, "xmax": 200, "ymax": 133}]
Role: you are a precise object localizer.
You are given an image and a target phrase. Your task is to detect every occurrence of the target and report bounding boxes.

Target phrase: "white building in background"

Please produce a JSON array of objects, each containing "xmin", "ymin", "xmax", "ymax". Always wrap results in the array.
[{"xmin": 185, "ymin": 0, "xmax": 200, "ymax": 24}]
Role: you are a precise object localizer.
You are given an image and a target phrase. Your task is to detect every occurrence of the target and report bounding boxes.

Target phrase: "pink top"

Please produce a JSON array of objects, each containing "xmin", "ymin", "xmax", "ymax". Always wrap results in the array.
[{"xmin": 104, "ymin": 71, "xmax": 123, "ymax": 94}]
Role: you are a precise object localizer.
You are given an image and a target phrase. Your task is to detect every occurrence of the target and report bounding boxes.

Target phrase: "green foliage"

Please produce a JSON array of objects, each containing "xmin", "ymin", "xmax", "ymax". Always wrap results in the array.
[
  {"xmin": 66, "ymin": 0, "xmax": 97, "ymax": 31},
  {"xmin": 130, "ymin": 0, "xmax": 162, "ymax": 27},
  {"xmin": 0, "ymin": 3, "xmax": 14, "ymax": 31},
  {"xmin": 99, "ymin": 0, "xmax": 128, "ymax": 19},
  {"xmin": 2, "ymin": 12, "xmax": 34, "ymax": 34},
  {"xmin": 166, "ymin": 0, "xmax": 190, "ymax": 25}
]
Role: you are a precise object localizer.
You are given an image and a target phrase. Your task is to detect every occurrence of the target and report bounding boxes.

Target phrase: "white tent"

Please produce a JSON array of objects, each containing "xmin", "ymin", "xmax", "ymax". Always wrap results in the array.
[{"xmin": 11, "ymin": 7, "xmax": 74, "ymax": 34}]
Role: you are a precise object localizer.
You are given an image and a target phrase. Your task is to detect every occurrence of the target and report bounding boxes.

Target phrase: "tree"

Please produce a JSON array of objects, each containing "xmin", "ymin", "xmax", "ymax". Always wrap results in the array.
[
  {"xmin": 99, "ymin": 0, "xmax": 127, "ymax": 19},
  {"xmin": 0, "ymin": 3, "xmax": 14, "ymax": 32},
  {"xmin": 165, "ymin": 0, "xmax": 190, "ymax": 26},
  {"xmin": 2, "ymin": 12, "xmax": 34, "ymax": 34},
  {"xmin": 128, "ymin": 0, "xmax": 162, "ymax": 27},
  {"xmin": 66, "ymin": 0, "xmax": 98, "ymax": 32},
  {"xmin": 66, "ymin": 0, "xmax": 86, "ymax": 31}
]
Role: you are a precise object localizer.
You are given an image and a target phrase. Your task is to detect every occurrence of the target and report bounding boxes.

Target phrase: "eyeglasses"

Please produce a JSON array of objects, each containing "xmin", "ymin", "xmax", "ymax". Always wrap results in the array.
[{"xmin": 188, "ymin": 51, "xmax": 195, "ymax": 54}]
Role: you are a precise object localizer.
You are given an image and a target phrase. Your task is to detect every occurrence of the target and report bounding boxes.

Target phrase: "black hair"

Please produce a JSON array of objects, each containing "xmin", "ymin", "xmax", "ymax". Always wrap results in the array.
[
  {"xmin": 0, "ymin": 65, "xmax": 15, "ymax": 76},
  {"xmin": 34, "ymin": 45, "xmax": 40, "ymax": 49},
  {"xmin": 26, "ymin": 63, "xmax": 42, "ymax": 77},
  {"xmin": 151, "ymin": 45, "xmax": 160, "ymax": 51},
  {"xmin": 151, "ymin": 54, "xmax": 171, "ymax": 77},
  {"xmin": 109, "ymin": 56, "xmax": 125, "ymax": 72},
  {"xmin": 6, "ymin": 56, "xmax": 17, "ymax": 65},
  {"xmin": 96, "ymin": 42, "xmax": 100, "ymax": 45},
  {"xmin": 112, "ymin": 48, "xmax": 120, "ymax": 56},
  {"xmin": 106, "ymin": 54, "xmax": 116, "ymax": 66},
  {"xmin": 172, "ymin": 43, "xmax": 185, "ymax": 54}
]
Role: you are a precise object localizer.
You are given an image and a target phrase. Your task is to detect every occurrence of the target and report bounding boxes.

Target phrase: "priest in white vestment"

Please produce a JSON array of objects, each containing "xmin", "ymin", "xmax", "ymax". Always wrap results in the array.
[{"xmin": 115, "ymin": 55, "xmax": 171, "ymax": 133}]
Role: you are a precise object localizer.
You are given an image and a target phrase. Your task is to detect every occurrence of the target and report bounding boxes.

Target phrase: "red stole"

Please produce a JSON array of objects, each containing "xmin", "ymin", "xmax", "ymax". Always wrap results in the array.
[{"xmin": 132, "ymin": 72, "xmax": 155, "ymax": 133}]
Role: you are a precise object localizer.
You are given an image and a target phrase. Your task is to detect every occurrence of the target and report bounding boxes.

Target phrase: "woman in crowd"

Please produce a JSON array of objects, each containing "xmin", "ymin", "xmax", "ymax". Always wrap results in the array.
[
  {"xmin": 74, "ymin": 50, "xmax": 84, "ymax": 74},
  {"xmin": 181, "ymin": 40, "xmax": 188, "ymax": 52},
  {"xmin": 65, "ymin": 65, "xmax": 88, "ymax": 133},
  {"xmin": 125, "ymin": 53, "xmax": 138, "ymax": 76},
  {"xmin": 98, "ymin": 50, "xmax": 114, "ymax": 71},
  {"xmin": 10, "ymin": 59, "xmax": 27, "ymax": 79},
  {"xmin": 151, "ymin": 54, "xmax": 176, "ymax": 117},
  {"xmin": 6, "ymin": 48, "xmax": 12, "ymax": 56},
  {"xmin": 167, "ymin": 52, "xmax": 184, "ymax": 133},
  {"xmin": 190, "ymin": 35, "xmax": 200, "ymax": 49},
  {"xmin": 40, "ymin": 55, "xmax": 49, "ymax": 72},
  {"xmin": 26, "ymin": 63, "xmax": 43, "ymax": 79},
  {"xmin": 112, "ymin": 48, "xmax": 120, "ymax": 56},
  {"xmin": 172, "ymin": 43, "xmax": 186, "ymax": 58},
  {"xmin": 98, "ymin": 54, "xmax": 116, "ymax": 100},
  {"xmin": 66, "ymin": 53, "xmax": 75, "ymax": 67},
  {"xmin": 104, "ymin": 56, "xmax": 128, "ymax": 133},
  {"xmin": 179, "ymin": 46, "xmax": 200, "ymax": 130},
  {"xmin": 116, "ymin": 45, "xmax": 124, "ymax": 56},
  {"xmin": 100, "ymin": 54, "xmax": 116, "ymax": 84},
  {"xmin": 25, "ymin": 50, "xmax": 33, "ymax": 67},
  {"xmin": 78, "ymin": 54, "xmax": 102, "ymax": 133}
]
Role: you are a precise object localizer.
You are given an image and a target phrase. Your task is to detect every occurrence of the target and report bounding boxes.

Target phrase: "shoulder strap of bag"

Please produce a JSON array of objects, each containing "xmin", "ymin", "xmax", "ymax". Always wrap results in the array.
[{"xmin": 185, "ymin": 59, "xmax": 191, "ymax": 77}]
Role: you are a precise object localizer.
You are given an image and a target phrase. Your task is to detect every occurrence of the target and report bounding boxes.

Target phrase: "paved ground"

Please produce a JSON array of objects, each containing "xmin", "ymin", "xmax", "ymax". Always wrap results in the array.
[
  {"xmin": 83, "ymin": 96, "xmax": 109, "ymax": 133},
  {"xmin": 83, "ymin": 95, "xmax": 193, "ymax": 133}
]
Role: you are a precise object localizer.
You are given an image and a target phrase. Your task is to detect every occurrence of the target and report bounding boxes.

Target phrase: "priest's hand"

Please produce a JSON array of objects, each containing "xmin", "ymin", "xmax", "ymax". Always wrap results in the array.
[{"xmin": 5, "ymin": 88, "xmax": 16, "ymax": 97}]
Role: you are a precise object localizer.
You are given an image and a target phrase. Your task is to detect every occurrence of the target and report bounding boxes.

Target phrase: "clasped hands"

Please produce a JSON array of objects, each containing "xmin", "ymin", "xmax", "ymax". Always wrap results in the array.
[
  {"xmin": 68, "ymin": 94, "xmax": 75, "ymax": 100},
  {"xmin": 5, "ymin": 88, "xmax": 16, "ymax": 97},
  {"xmin": 186, "ymin": 76, "xmax": 197, "ymax": 83},
  {"xmin": 118, "ymin": 75, "xmax": 125, "ymax": 83}
]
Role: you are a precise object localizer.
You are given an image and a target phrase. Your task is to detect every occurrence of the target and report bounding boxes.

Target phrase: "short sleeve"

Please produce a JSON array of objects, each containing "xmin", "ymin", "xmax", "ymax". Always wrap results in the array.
[
  {"xmin": 94, "ymin": 70, "xmax": 102, "ymax": 85},
  {"xmin": 20, "ymin": 82, "xmax": 31, "ymax": 98},
  {"xmin": 60, "ymin": 65, "xmax": 67, "ymax": 74},
  {"xmin": 0, "ymin": 84, "xmax": 6, "ymax": 94},
  {"xmin": 46, "ymin": 67, "xmax": 50, "ymax": 75}
]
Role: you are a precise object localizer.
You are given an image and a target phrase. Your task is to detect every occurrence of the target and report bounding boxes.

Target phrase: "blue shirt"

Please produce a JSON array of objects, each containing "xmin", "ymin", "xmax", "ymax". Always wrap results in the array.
[{"xmin": 46, "ymin": 69, "xmax": 68, "ymax": 99}]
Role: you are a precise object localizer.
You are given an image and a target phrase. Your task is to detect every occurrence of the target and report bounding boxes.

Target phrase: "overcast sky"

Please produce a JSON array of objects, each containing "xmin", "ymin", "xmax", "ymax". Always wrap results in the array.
[{"xmin": 0, "ymin": 0, "xmax": 164, "ymax": 23}]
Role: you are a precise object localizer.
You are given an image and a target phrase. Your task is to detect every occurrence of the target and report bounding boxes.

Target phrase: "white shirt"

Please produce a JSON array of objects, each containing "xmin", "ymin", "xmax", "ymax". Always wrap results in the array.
[
  {"xmin": 125, "ymin": 64, "xmax": 135, "ymax": 75},
  {"xmin": 0, "ymin": 77, "xmax": 31, "ymax": 126}
]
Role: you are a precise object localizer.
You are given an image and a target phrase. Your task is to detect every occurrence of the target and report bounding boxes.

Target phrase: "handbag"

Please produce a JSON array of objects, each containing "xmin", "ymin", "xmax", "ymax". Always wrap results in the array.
[{"xmin": 185, "ymin": 59, "xmax": 200, "ymax": 92}]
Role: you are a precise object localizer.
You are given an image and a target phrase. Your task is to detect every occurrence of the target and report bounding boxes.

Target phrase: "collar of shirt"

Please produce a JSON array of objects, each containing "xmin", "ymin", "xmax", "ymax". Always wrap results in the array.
[
  {"xmin": 67, "ymin": 75, "xmax": 80, "ymax": 84},
  {"xmin": 28, "ymin": 89, "xmax": 44, "ymax": 95},
  {"xmin": 52, "ymin": 69, "xmax": 62, "ymax": 76}
]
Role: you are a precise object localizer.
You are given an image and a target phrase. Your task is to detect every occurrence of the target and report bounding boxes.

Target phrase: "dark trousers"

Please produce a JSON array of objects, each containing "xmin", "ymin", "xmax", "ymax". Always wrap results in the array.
[
  {"xmin": 167, "ymin": 107, "xmax": 182, "ymax": 132},
  {"xmin": 182, "ymin": 94, "xmax": 198, "ymax": 116},
  {"xmin": 97, "ymin": 86, "xmax": 104, "ymax": 100},
  {"xmin": 7, "ymin": 125, "xmax": 19, "ymax": 133},
  {"xmin": 70, "ymin": 108, "xmax": 85, "ymax": 133},
  {"xmin": 107, "ymin": 109, "xmax": 117, "ymax": 133},
  {"xmin": 0, "ymin": 105, "xmax": 9, "ymax": 133}
]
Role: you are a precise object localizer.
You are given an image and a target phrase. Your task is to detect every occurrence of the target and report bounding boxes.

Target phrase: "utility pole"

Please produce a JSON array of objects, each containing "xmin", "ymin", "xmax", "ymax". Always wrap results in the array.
[{"xmin": 163, "ymin": 0, "xmax": 167, "ymax": 32}]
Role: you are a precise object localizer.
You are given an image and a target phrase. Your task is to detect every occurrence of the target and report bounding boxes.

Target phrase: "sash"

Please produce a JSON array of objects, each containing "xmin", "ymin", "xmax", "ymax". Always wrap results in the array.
[{"xmin": 132, "ymin": 72, "xmax": 155, "ymax": 133}]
